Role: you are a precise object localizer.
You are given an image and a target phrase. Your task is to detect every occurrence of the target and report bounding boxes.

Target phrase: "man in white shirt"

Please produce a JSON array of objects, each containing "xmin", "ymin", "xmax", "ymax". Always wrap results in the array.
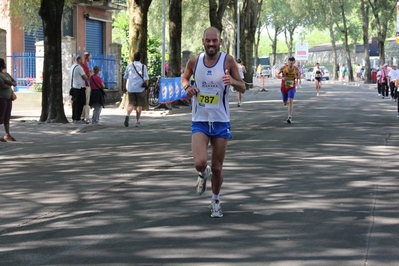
[
  {"xmin": 70, "ymin": 56, "xmax": 88, "ymax": 124},
  {"xmin": 122, "ymin": 52, "xmax": 149, "ymax": 127},
  {"xmin": 388, "ymin": 64, "xmax": 399, "ymax": 101}
]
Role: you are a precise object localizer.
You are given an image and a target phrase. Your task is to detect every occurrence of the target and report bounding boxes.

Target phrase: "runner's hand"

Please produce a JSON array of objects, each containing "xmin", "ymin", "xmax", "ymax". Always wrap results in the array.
[{"xmin": 222, "ymin": 69, "xmax": 231, "ymax": 85}]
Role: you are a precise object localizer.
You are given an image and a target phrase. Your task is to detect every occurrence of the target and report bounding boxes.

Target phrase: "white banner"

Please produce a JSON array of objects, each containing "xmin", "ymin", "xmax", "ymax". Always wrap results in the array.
[{"xmin": 295, "ymin": 42, "xmax": 309, "ymax": 61}]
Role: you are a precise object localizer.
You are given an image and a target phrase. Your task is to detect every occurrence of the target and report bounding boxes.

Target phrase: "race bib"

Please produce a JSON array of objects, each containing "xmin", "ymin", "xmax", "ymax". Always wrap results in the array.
[
  {"xmin": 197, "ymin": 89, "xmax": 219, "ymax": 109},
  {"xmin": 285, "ymin": 80, "xmax": 294, "ymax": 88}
]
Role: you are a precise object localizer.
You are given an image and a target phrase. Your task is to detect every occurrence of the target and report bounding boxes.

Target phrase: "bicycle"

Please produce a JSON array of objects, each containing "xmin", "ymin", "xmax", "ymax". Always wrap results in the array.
[{"xmin": 148, "ymin": 76, "xmax": 161, "ymax": 108}]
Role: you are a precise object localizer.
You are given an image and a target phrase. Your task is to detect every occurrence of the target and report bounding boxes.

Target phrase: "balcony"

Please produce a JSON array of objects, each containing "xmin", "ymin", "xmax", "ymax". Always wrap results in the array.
[{"xmin": 76, "ymin": 0, "xmax": 126, "ymax": 10}]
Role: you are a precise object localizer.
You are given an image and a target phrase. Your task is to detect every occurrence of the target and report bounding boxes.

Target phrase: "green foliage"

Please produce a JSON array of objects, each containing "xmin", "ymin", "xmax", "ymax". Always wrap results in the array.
[
  {"xmin": 147, "ymin": 37, "xmax": 162, "ymax": 82},
  {"xmin": 148, "ymin": 0, "xmax": 209, "ymax": 53},
  {"xmin": 112, "ymin": 10, "xmax": 162, "ymax": 83},
  {"xmin": 7, "ymin": 0, "xmax": 73, "ymax": 37}
]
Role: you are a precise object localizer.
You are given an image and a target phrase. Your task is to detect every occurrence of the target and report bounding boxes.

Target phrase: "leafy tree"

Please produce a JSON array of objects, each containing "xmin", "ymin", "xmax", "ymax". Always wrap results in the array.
[
  {"xmin": 262, "ymin": 0, "xmax": 285, "ymax": 66},
  {"xmin": 368, "ymin": 0, "xmax": 396, "ymax": 65},
  {"xmin": 240, "ymin": 0, "xmax": 263, "ymax": 85},
  {"xmin": 209, "ymin": 0, "xmax": 230, "ymax": 33},
  {"xmin": 335, "ymin": 0, "xmax": 355, "ymax": 81},
  {"xmin": 7, "ymin": 0, "xmax": 73, "ymax": 123},
  {"xmin": 126, "ymin": 0, "xmax": 153, "ymax": 64},
  {"xmin": 360, "ymin": 0, "xmax": 372, "ymax": 83},
  {"xmin": 38, "ymin": 0, "xmax": 68, "ymax": 122}
]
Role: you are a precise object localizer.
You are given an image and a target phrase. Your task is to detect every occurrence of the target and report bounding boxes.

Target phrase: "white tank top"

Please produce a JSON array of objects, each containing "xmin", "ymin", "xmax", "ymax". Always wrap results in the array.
[
  {"xmin": 192, "ymin": 52, "xmax": 230, "ymax": 122},
  {"xmin": 238, "ymin": 64, "xmax": 244, "ymax": 79}
]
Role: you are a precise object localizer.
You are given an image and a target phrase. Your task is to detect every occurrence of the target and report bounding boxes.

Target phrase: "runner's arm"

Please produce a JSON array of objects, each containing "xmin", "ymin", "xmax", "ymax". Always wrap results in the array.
[{"xmin": 181, "ymin": 57, "xmax": 198, "ymax": 99}]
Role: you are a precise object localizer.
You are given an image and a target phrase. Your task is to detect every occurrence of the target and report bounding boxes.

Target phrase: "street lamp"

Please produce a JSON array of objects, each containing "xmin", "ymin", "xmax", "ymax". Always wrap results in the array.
[
  {"xmin": 162, "ymin": 0, "xmax": 166, "ymax": 77},
  {"xmin": 236, "ymin": 0, "xmax": 240, "ymax": 59}
]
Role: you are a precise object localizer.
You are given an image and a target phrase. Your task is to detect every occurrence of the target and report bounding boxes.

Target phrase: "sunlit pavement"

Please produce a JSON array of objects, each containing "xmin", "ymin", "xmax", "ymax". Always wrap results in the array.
[{"xmin": 1, "ymin": 78, "xmax": 398, "ymax": 266}]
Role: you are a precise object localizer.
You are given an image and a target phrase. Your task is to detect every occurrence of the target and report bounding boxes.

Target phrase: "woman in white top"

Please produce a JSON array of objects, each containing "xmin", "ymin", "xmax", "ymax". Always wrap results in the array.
[{"xmin": 236, "ymin": 58, "xmax": 246, "ymax": 107}]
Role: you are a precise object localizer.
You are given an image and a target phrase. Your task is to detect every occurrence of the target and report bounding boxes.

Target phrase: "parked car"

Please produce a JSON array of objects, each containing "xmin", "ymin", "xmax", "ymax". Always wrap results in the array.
[
  {"xmin": 304, "ymin": 66, "xmax": 330, "ymax": 81},
  {"xmin": 260, "ymin": 65, "xmax": 271, "ymax": 78}
]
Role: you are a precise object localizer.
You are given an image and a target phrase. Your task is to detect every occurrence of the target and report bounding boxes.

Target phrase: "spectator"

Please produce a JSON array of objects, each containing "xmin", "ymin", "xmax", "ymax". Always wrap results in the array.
[
  {"xmin": 0, "ymin": 58, "xmax": 17, "ymax": 142},
  {"xmin": 70, "ymin": 56, "xmax": 89, "ymax": 124},
  {"xmin": 388, "ymin": 64, "xmax": 399, "ymax": 101},
  {"xmin": 81, "ymin": 52, "xmax": 92, "ymax": 123},
  {"xmin": 236, "ymin": 58, "xmax": 246, "ymax": 107},
  {"xmin": 123, "ymin": 52, "xmax": 149, "ymax": 127},
  {"xmin": 380, "ymin": 63, "xmax": 390, "ymax": 99},
  {"xmin": 257, "ymin": 64, "xmax": 262, "ymax": 78},
  {"xmin": 355, "ymin": 63, "xmax": 362, "ymax": 81},
  {"xmin": 376, "ymin": 67, "xmax": 381, "ymax": 96},
  {"xmin": 341, "ymin": 64, "xmax": 347, "ymax": 81},
  {"xmin": 89, "ymin": 66, "xmax": 106, "ymax": 124}
]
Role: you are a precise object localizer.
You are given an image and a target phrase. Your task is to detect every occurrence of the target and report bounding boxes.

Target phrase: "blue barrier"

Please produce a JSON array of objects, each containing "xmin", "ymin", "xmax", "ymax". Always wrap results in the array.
[
  {"xmin": 8, "ymin": 52, "xmax": 117, "ymax": 92},
  {"xmin": 78, "ymin": 53, "xmax": 116, "ymax": 89},
  {"xmin": 8, "ymin": 52, "xmax": 40, "ymax": 92}
]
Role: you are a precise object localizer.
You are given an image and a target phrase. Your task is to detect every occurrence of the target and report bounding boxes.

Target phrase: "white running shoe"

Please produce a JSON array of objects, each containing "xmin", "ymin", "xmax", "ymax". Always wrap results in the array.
[
  {"xmin": 287, "ymin": 116, "xmax": 292, "ymax": 124},
  {"xmin": 210, "ymin": 200, "xmax": 223, "ymax": 218},
  {"xmin": 195, "ymin": 165, "xmax": 211, "ymax": 195}
]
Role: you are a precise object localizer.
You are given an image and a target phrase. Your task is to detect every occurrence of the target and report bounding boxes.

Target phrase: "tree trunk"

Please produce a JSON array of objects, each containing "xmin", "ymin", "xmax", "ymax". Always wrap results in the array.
[
  {"xmin": 126, "ymin": 0, "xmax": 152, "ymax": 64},
  {"xmin": 254, "ymin": 20, "xmax": 262, "ymax": 70},
  {"xmin": 240, "ymin": 0, "xmax": 263, "ymax": 88},
  {"xmin": 168, "ymin": 0, "xmax": 182, "ymax": 77},
  {"xmin": 209, "ymin": 0, "xmax": 229, "ymax": 33},
  {"xmin": 284, "ymin": 28, "xmax": 296, "ymax": 56},
  {"xmin": 39, "ymin": 0, "xmax": 68, "ymax": 123},
  {"xmin": 267, "ymin": 26, "xmax": 281, "ymax": 67},
  {"xmin": 361, "ymin": 0, "xmax": 371, "ymax": 83},
  {"xmin": 328, "ymin": 3, "xmax": 339, "ymax": 80},
  {"xmin": 339, "ymin": 2, "xmax": 354, "ymax": 82}
]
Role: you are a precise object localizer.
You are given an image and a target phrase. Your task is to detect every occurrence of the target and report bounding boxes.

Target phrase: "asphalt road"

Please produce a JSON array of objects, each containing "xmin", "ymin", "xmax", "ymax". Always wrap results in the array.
[{"xmin": 1, "ymin": 78, "xmax": 398, "ymax": 266}]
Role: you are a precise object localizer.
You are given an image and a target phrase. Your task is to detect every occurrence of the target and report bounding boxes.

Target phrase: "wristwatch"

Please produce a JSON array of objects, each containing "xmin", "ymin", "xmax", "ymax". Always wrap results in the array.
[{"xmin": 183, "ymin": 84, "xmax": 191, "ymax": 91}]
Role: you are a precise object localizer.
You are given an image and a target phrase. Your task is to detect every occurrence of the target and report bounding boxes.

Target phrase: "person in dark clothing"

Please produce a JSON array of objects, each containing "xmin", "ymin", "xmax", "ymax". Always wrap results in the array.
[
  {"xmin": 89, "ymin": 66, "xmax": 106, "ymax": 124},
  {"xmin": 70, "ymin": 56, "xmax": 89, "ymax": 124}
]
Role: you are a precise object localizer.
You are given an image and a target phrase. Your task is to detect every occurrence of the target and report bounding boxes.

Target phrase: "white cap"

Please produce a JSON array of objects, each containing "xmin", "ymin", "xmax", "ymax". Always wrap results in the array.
[
  {"xmin": 393, "ymin": 64, "xmax": 398, "ymax": 67},
  {"xmin": 383, "ymin": 63, "xmax": 388, "ymax": 67}
]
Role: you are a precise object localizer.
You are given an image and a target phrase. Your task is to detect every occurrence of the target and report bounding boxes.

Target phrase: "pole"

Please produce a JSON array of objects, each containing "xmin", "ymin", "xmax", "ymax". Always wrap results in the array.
[
  {"xmin": 236, "ymin": 0, "xmax": 240, "ymax": 59},
  {"xmin": 161, "ymin": 0, "xmax": 166, "ymax": 77}
]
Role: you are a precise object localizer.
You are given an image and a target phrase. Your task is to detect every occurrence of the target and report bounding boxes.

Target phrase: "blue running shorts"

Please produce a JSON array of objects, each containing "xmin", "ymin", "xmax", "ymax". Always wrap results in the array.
[
  {"xmin": 191, "ymin": 121, "xmax": 232, "ymax": 139},
  {"xmin": 281, "ymin": 88, "xmax": 296, "ymax": 103}
]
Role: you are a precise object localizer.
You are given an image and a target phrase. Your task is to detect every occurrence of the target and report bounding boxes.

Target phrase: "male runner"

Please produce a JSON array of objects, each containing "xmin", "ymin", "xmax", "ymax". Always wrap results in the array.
[
  {"xmin": 181, "ymin": 27, "xmax": 245, "ymax": 217},
  {"xmin": 276, "ymin": 56, "xmax": 299, "ymax": 123}
]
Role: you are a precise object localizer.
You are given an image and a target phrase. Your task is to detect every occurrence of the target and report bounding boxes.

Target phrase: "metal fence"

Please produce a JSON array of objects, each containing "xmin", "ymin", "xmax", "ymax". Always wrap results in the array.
[
  {"xmin": 85, "ymin": 53, "xmax": 117, "ymax": 89},
  {"xmin": 8, "ymin": 52, "xmax": 41, "ymax": 92},
  {"xmin": 8, "ymin": 52, "xmax": 116, "ymax": 92}
]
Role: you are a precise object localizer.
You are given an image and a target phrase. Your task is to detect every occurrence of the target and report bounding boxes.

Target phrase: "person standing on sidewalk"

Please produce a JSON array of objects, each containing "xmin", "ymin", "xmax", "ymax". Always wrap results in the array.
[
  {"xmin": 355, "ymin": 64, "xmax": 363, "ymax": 81},
  {"xmin": 376, "ymin": 67, "xmax": 382, "ymax": 97},
  {"xmin": 70, "ymin": 56, "xmax": 89, "ymax": 124},
  {"xmin": 236, "ymin": 58, "xmax": 246, "ymax": 107},
  {"xmin": 0, "ymin": 58, "xmax": 17, "ymax": 142},
  {"xmin": 181, "ymin": 27, "xmax": 245, "ymax": 218},
  {"xmin": 388, "ymin": 64, "xmax": 399, "ymax": 101},
  {"xmin": 276, "ymin": 56, "xmax": 299, "ymax": 124},
  {"xmin": 81, "ymin": 52, "xmax": 92, "ymax": 123},
  {"xmin": 123, "ymin": 52, "xmax": 149, "ymax": 127},
  {"xmin": 89, "ymin": 66, "xmax": 106, "ymax": 124},
  {"xmin": 380, "ymin": 63, "xmax": 390, "ymax": 99}
]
